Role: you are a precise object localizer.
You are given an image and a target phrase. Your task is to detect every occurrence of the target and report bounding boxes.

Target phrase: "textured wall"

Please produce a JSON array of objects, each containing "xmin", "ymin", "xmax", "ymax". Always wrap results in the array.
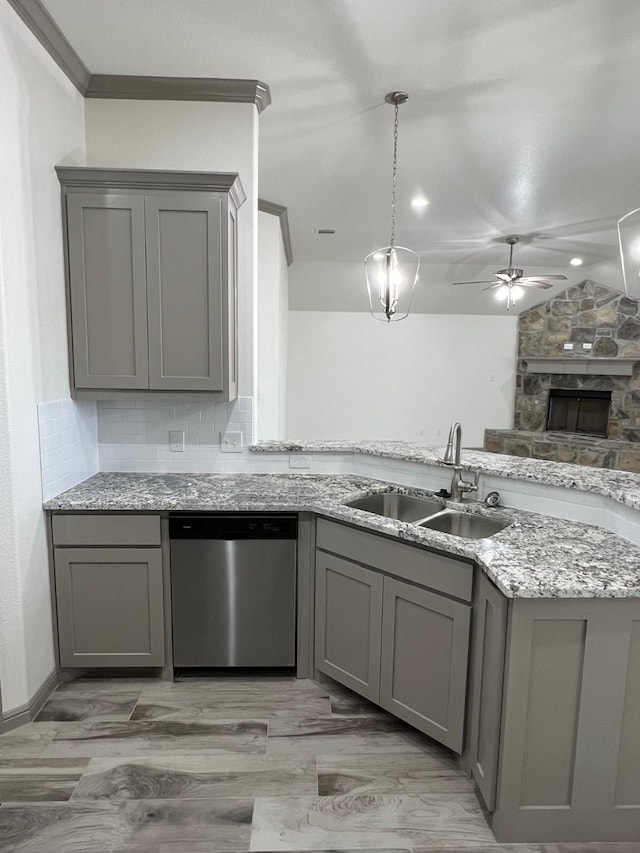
[
  {"xmin": 0, "ymin": 3, "xmax": 86, "ymax": 712},
  {"xmin": 287, "ymin": 312, "xmax": 518, "ymax": 446},
  {"xmin": 257, "ymin": 211, "xmax": 288, "ymax": 440}
]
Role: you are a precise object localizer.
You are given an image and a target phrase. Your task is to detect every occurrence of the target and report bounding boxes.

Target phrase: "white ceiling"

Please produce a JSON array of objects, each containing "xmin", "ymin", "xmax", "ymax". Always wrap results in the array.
[{"xmin": 40, "ymin": 0, "xmax": 640, "ymax": 311}]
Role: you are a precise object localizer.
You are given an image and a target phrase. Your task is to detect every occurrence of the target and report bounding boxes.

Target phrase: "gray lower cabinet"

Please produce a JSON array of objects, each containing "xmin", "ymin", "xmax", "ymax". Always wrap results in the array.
[
  {"xmin": 51, "ymin": 513, "xmax": 165, "ymax": 669},
  {"xmin": 314, "ymin": 552, "xmax": 383, "ymax": 701},
  {"xmin": 492, "ymin": 597, "xmax": 640, "ymax": 843},
  {"xmin": 380, "ymin": 576, "xmax": 470, "ymax": 753},
  {"xmin": 54, "ymin": 548, "xmax": 165, "ymax": 668},
  {"xmin": 314, "ymin": 519, "xmax": 473, "ymax": 753},
  {"xmin": 57, "ymin": 168, "xmax": 244, "ymax": 400},
  {"xmin": 467, "ymin": 568, "xmax": 508, "ymax": 810}
]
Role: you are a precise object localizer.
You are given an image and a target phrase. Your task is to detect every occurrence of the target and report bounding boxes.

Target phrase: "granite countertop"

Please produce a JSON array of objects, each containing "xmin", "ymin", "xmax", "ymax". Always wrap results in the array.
[
  {"xmin": 44, "ymin": 472, "xmax": 640, "ymax": 601},
  {"xmin": 250, "ymin": 439, "xmax": 640, "ymax": 510}
]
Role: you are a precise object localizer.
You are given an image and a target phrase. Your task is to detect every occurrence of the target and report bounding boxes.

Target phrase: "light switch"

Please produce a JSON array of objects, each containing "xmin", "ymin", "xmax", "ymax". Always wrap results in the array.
[
  {"xmin": 221, "ymin": 431, "xmax": 243, "ymax": 453},
  {"xmin": 169, "ymin": 430, "xmax": 184, "ymax": 452}
]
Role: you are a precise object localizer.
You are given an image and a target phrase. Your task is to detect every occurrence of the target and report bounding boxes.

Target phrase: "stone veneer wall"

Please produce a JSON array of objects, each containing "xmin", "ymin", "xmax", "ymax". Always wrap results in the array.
[
  {"xmin": 484, "ymin": 280, "xmax": 640, "ymax": 472},
  {"xmin": 515, "ymin": 280, "xmax": 640, "ymax": 439}
]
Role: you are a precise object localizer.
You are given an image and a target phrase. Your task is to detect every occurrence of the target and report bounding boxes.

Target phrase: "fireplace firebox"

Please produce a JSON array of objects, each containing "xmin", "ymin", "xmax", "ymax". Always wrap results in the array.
[{"xmin": 545, "ymin": 389, "xmax": 611, "ymax": 437}]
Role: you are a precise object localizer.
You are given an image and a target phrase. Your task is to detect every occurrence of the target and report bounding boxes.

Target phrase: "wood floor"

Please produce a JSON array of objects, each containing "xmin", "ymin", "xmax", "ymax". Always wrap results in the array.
[{"xmin": 0, "ymin": 675, "xmax": 638, "ymax": 852}]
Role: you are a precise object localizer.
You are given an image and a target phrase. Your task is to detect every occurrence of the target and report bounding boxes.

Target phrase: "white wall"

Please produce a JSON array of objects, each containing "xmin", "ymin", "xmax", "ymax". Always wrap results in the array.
[
  {"xmin": 256, "ymin": 210, "xmax": 288, "ymax": 439},
  {"xmin": 0, "ymin": 3, "xmax": 86, "ymax": 713},
  {"xmin": 84, "ymin": 100, "xmax": 259, "ymax": 402},
  {"xmin": 287, "ymin": 312, "xmax": 518, "ymax": 446}
]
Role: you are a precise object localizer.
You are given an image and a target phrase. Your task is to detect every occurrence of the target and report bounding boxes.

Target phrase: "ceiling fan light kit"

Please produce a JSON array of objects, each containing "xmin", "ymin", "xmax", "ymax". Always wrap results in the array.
[
  {"xmin": 365, "ymin": 91, "xmax": 420, "ymax": 322},
  {"xmin": 452, "ymin": 235, "xmax": 568, "ymax": 312}
]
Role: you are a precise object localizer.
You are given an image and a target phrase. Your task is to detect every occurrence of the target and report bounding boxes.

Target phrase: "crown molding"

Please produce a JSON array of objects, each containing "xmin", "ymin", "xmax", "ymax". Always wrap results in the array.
[
  {"xmin": 258, "ymin": 199, "xmax": 293, "ymax": 266},
  {"xmin": 7, "ymin": 0, "xmax": 271, "ymax": 112},
  {"xmin": 6, "ymin": 0, "xmax": 90, "ymax": 93},
  {"xmin": 56, "ymin": 167, "xmax": 247, "ymax": 208},
  {"xmin": 86, "ymin": 75, "xmax": 271, "ymax": 112}
]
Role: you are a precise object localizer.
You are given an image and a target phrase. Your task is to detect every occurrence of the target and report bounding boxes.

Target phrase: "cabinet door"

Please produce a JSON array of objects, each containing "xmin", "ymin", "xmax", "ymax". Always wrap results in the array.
[
  {"xmin": 315, "ymin": 552, "xmax": 383, "ymax": 702},
  {"xmin": 145, "ymin": 194, "xmax": 224, "ymax": 391},
  {"xmin": 468, "ymin": 570, "xmax": 508, "ymax": 810},
  {"xmin": 66, "ymin": 193, "xmax": 149, "ymax": 389},
  {"xmin": 54, "ymin": 548, "xmax": 164, "ymax": 668},
  {"xmin": 380, "ymin": 577, "xmax": 470, "ymax": 752}
]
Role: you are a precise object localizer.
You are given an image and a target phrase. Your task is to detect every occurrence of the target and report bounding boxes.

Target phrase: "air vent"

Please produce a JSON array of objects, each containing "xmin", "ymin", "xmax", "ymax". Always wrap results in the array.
[{"xmin": 316, "ymin": 228, "xmax": 336, "ymax": 235}]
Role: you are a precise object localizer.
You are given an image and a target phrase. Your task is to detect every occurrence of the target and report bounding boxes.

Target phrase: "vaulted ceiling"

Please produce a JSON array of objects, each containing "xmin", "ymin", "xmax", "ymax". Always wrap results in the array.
[{"xmin": 39, "ymin": 0, "xmax": 640, "ymax": 311}]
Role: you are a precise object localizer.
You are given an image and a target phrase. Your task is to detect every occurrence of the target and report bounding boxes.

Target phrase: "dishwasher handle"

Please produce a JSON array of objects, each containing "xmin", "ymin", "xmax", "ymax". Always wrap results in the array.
[{"xmin": 169, "ymin": 514, "xmax": 298, "ymax": 540}]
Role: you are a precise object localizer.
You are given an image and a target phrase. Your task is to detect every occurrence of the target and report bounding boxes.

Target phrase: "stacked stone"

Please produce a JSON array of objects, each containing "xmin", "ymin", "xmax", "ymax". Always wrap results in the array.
[{"xmin": 485, "ymin": 281, "xmax": 640, "ymax": 472}]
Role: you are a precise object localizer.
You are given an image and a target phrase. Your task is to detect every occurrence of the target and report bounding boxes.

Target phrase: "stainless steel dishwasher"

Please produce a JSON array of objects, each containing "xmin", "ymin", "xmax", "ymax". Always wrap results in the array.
[{"xmin": 169, "ymin": 514, "xmax": 297, "ymax": 668}]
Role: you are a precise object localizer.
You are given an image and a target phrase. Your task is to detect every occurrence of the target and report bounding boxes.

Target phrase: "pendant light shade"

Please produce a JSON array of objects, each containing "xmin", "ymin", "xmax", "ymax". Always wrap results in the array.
[
  {"xmin": 366, "ymin": 92, "xmax": 420, "ymax": 322},
  {"xmin": 365, "ymin": 245, "xmax": 420, "ymax": 321},
  {"xmin": 618, "ymin": 208, "xmax": 640, "ymax": 298}
]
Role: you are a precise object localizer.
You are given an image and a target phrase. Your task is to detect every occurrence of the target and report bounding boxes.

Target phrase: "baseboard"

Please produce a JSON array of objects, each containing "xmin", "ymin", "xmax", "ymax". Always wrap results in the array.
[{"xmin": 1, "ymin": 669, "xmax": 59, "ymax": 733}]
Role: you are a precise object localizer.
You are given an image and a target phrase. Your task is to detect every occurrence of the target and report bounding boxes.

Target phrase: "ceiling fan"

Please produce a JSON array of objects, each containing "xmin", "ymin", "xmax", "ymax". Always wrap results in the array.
[{"xmin": 452, "ymin": 235, "xmax": 568, "ymax": 310}]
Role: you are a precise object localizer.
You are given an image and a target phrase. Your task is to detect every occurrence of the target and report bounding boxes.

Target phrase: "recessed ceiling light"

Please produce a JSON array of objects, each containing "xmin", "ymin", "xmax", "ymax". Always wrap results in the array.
[
  {"xmin": 411, "ymin": 197, "xmax": 429, "ymax": 209},
  {"xmin": 570, "ymin": 257, "xmax": 583, "ymax": 266}
]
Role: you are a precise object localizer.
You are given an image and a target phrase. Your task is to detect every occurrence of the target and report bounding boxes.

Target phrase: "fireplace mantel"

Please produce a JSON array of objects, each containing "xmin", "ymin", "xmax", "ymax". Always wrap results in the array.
[{"xmin": 520, "ymin": 357, "xmax": 637, "ymax": 376}]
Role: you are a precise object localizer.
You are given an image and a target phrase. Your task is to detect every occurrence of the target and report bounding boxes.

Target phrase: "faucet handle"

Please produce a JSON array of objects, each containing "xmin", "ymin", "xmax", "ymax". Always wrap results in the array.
[{"xmin": 458, "ymin": 469, "xmax": 479, "ymax": 496}]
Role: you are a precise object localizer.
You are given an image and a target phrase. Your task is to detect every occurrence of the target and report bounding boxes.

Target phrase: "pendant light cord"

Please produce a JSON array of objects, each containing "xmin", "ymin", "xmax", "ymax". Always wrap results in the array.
[{"xmin": 390, "ymin": 100, "xmax": 399, "ymax": 248}]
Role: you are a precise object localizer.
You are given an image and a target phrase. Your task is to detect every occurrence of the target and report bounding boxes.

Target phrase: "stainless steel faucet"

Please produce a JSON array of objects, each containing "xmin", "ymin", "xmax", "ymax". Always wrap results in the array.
[{"xmin": 443, "ymin": 421, "xmax": 478, "ymax": 501}]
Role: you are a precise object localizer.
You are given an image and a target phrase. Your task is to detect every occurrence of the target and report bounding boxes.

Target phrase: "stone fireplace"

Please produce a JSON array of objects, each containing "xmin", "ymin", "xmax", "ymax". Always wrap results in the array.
[{"xmin": 484, "ymin": 280, "xmax": 640, "ymax": 472}]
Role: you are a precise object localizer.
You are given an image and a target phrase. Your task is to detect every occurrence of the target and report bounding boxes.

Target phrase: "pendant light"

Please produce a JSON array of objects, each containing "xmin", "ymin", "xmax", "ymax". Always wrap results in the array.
[{"xmin": 365, "ymin": 92, "xmax": 420, "ymax": 322}]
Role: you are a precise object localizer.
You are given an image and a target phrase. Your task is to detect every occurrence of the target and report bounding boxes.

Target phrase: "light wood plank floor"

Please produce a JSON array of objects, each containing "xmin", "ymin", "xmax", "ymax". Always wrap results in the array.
[{"xmin": 0, "ymin": 676, "xmax": 638, "ymax": 852}]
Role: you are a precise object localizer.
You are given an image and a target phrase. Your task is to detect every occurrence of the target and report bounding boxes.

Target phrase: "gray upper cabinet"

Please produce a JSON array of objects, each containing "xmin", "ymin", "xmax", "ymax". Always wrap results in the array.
[
  {"xmin": 145, "ymin": 194, "xmax": 224, "ymax": 392},
  {"xmin": 57, "ymin": 168, "xmax": 245, "ymax": 400},
  {"xmin": 66, "ymin": 193, "xmax": 149, "ymax": 389}
]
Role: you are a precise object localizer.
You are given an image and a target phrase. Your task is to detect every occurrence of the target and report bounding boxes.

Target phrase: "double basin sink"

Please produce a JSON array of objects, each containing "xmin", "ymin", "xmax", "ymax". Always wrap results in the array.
[{"xmin": 345, "ymin": 491, "xmax": 509, "ymax": 540}]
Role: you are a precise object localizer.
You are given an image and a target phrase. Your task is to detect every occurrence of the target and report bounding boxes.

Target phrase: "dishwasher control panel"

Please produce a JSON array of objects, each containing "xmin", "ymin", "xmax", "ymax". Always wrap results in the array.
[{"xmin": 169, "ymin": 514, "xmax": 298, "ymax": 540}]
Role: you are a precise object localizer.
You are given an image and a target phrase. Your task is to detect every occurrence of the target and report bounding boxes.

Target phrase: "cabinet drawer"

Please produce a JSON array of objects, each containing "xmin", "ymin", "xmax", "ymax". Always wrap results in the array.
[
  {"xmin": 316, "ymin": 518, "xmax": 473, "ymax": 602},
  {"xmin": 52, "ymin": 514, "xmax": 161, "ymax": 547}
]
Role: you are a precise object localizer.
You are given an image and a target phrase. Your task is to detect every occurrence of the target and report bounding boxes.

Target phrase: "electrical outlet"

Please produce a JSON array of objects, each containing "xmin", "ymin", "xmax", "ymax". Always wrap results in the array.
[
  {"xmin": 563, "ymin": 342, "xmax": 574, "ymax": 350},
  {"xmin": 583, "ymin": 342, "xmax": 593, "ymax": 351},
  {"xmin": 289, "ymin": 455, "xmax": 311, "ymax": 469},
  {"xmin": 169, "ymin": 430, "xmax": 184, "ymax": 452},
  {"xmin": 220, "ymin": 431, "xmax": 243, "ymax": 453}
]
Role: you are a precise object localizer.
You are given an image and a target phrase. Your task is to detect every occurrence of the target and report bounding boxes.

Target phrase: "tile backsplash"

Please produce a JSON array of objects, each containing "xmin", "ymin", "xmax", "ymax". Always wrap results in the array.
[
  {"xmin": 97, "ymin": 397, "xmax": 254, "ymax": 473},
  {"xmin": 37, "ymin": 399, "xmax": 99, "ymax": 501}
]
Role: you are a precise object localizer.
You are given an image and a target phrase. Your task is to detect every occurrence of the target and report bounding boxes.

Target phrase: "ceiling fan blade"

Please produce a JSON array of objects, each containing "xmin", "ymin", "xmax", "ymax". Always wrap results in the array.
[
  {"xmin": 482, "ymin": 283, "xmax": 504, "ymax": 291},
  {"xmin": 520, "ymin": 274, "xmax": 568, "ymax": 282},
  {"xmin": 451, "ymin": 280, "xmax": 497, "ymax": 286},
  {"xmin": 520, "ymin": 281, "xmax": 553, "ymax": 289}
]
